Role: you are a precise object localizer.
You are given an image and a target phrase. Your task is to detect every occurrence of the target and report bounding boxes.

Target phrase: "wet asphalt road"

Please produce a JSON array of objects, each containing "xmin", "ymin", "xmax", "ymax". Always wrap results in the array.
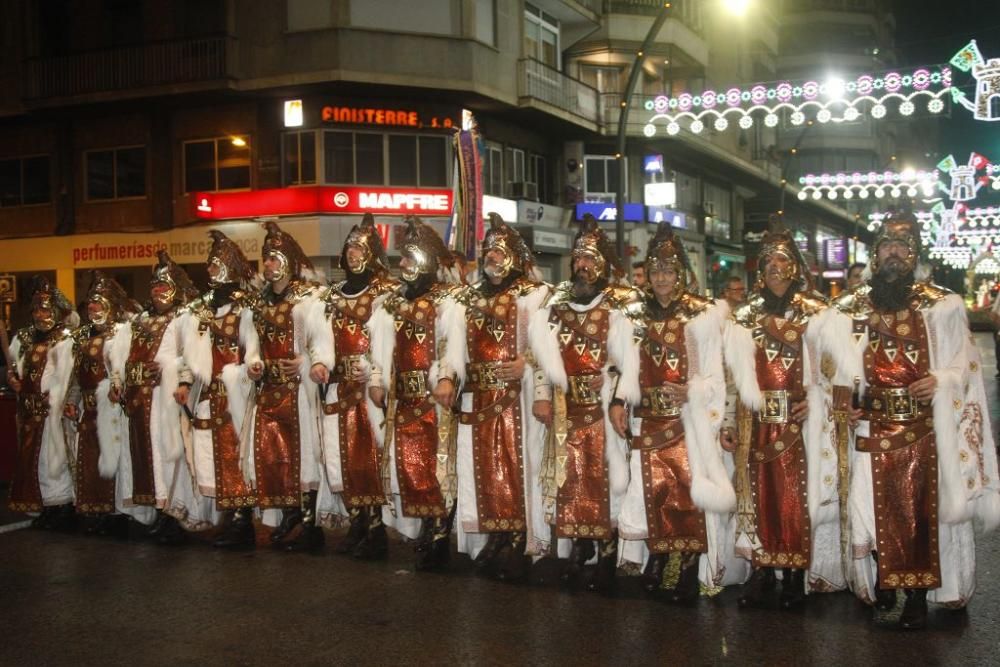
[{"xmin": 2, "ymin": 335, "xmax": 1000, "ymax": 666}]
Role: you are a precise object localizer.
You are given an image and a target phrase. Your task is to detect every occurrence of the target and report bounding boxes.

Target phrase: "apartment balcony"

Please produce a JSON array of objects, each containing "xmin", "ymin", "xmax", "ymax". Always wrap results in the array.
[
  {"xmin": 23, "ymin": 36, "xmax": 237, "ymax": 105},
  {"xmin": 518, "ymin": 58, "xmax": 600, "ymax": 130}
]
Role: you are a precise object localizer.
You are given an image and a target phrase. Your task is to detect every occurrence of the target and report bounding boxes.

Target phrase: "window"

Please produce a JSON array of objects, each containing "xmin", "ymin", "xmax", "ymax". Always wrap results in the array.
[
  {"xmin": 323, "ymin": 131, "xmax": 448, "ymax": 187},
  {"xmin": 584, "ymin": 155, "xmax": 624, "ymax": 203},
  {"xmin": 0, "ymin": 155, "xmax": 51, "ymax": 207},
  {"xmin": 85, "ymin": 146, "xmax": 146, "ymax": 201},
  {"xmin": 524, "ymin": 3, "xmax": 560, "ymax": 69},
  {"xmin": 482, "ymin": 144, "xmax": 503, "ymax": 196},
  {"xmin": 505, "ymin": 147, "xmax": 525, "ymax": 194},
  {"xmin": 281, "ymin": 131, "xmax": 316, "ymax": 186},
  {"xmin": 475, "ymin": 0, "xmax": 496, "ymax": 46},
  {"xmin": 528, "ymin": 154, "xmax": 547, "ymax": 202},
  {"xmin": 184, "ymin": 137, "xmax": 250, "ymax": 192},
  {"xmin": 580, "ymin": 66, "xmax": 620, "ymax": 95}
]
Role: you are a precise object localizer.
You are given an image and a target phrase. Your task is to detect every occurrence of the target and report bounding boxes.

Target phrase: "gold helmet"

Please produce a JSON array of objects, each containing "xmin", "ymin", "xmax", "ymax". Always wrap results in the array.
[
  {"xmin": 151, "ymin": 249, "xmax": 199, "ymax": 307},
  {"xmin": 871, "ymin": 210, "xmax": 921, "ymax": 273},
  {"xmin": 481, "ymin": 213, "xmax": 533, "ymax": 280},
  {"xmin": 756, "ymin": 216, "xmax": 812, "ymax": 292},
  {"xmin": 29, "ymin": 275, "xmax": 74, "ymax": 331},
  {"xmin": 262, "ymin": 220, "xmax": 313, "ymax": 283},
  {"xmin": 341, "ymin": 212, "xmax": 389, "ymax": 276},
  {"xmin": 572, "ymin": 213, "xmax": 623, "ymax": 283},
  {"xmin": 644, "ymin": 221, "xmax": 693, "ymax": 293},
  {"xmin": 207, "ymin": 230, "xmax": 254, "ymax": 288},
  {"xmin": 86, "ymin": 270, "xmax": 140, "ymax": 326},
  {"xmin": 399, "ymin": 215, "xmax": 455, "ymax": 282}
]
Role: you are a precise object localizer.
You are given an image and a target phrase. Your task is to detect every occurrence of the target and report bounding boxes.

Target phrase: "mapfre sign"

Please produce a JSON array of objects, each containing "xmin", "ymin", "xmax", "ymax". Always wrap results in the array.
[{"xmin": 192, "ymin": 186, "xmax": 453, "ymax": 221}]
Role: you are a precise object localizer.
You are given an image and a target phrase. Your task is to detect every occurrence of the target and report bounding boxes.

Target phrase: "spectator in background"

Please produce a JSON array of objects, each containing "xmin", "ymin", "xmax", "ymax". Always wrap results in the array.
[
  {"xmin": 722, "ymin": 276, "xmax": 746, "ymax": 311},
  {"xmin": 632, "ymin": 262, "xmax": 646, "ymax": 289},
  {"xmin": 846, "ymin": 262, "xmax": 866, "ymax": 291}
]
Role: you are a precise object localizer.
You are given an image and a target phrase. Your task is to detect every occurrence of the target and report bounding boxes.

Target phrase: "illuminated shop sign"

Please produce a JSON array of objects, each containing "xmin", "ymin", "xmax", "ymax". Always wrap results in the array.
[
  {"xmin": 321, "ymin": 106, "xmax": 458, "ymax": 129},
  {"xmin": 192, "ymin": 186, "xmax": 453, "ymax": 221},
  {"xmin": 574, "ymin": 202, "xmax": 644, "ymax": 222}
]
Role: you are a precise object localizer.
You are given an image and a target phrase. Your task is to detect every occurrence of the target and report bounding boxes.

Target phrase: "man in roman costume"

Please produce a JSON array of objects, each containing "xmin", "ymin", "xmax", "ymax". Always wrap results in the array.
[
  {"xmin": 175, "ymin": 231, "xmax": 260, "ymax": 549},
  {"xmin": 724, "ymin": 220, "xmax": 845, "ymax": 609},
  {"xmin": 445, "ymin": 213, "xmax": 550, "ymax": 581},
  {"xmin": 317, "ymin": 213, "xmax": 398, "ymax": 560},
  {"xmin": 821, "ymin": 211, "xmax": 1000, "ymax": 629},
  {"xmin": 109, "ymin": 251, "xmax": 198, "ymax": 544},
  {"xmin": 527, "ymin": 214, "xmax": 638, "ymax": 593},
  {"xmin": 6, "ymin": 276, "xmax": 78, "ymax": 530},
  {"xmin": 367, "ymin": 215, "xmax": 465, "ymax": 571},
  {"xmin": 242, "ymin": 221, "xmax": 332, "ymax": 553},
  {"xmin": 612, "ymin": 222, "xmax": 742, "ymax": 603}
]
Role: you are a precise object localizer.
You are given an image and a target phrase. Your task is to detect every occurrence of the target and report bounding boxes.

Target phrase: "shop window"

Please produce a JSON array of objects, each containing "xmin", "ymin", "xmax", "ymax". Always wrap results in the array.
[
  {"xmin": 524, "ymin": 3, "xmax": 560, "ymax": 70},
  {"xmin": 85, "ymin": 146, "xmax": 146, "ymax": 201},
  {"xmin": 0, "ymin": 155, "xmax": 51, "ymax": 207},
  {"xmin": 184, "ymin": 137, "xmax": 250, "ymax": 192},
  {"xmin": 281, "ymin": 131, "xmax": 316, "ymax": 186},
  {"xmin": 584, "ymin": 155, "xmax": 624, "ymax": 203}
]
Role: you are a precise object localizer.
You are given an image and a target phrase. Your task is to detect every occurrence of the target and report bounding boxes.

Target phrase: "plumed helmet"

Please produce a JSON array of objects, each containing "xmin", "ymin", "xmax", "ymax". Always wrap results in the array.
[
  {"xmin": 86, "ymin": 270, "xmax": 140, "ymax": 325},
  {"xmin": 481, "ymin": 213, "xmax": 533, "ymax": 279},
  {"xmin": 207, "ymin": 230, "xmax": 255, "ymax": 287},
  {"xmin": 399, "ymin": 215, "xmax": 455, "ymax": 282},
  {"xmin": 151, "ymin": 249, "xmax": 199, "ymax": 306},
  {"xmin": 341, "ymin": 212, "xmax": 390, "ymax": 276},
  {"xmin": 29, "ymin": 275, "xmax": 74, "ymax": 329},
  {"xmin": 572, "ymin": 213, "xmax": 624, "ymax": 282},
  {"xmin": 262, "ymin": 220, "xmax": 313, "ymax": 282}
]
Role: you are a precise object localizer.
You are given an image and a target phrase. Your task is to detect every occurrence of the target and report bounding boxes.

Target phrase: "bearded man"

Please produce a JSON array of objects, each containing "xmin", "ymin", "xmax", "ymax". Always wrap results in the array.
[
  {"xmin": 317, "ymin": 213, "xmax": 399, "ymax": 560},
  {"xmin": 109, "ymin": 251, "xmax": 198, "ymax": 544},
  {"xmin": 242, "ymin": 221, "xmax": 332, "ymax": 553},
  {"xmin": 611, "ymin": 223, "xmax": 740, "ymax": 603},
  {"xmin": 445, "ymin": 214, "xmax": 550, "ymax": 581},
  {"xmin": 527, "ymin": 214, "xmax": 638, "ymax": 593},
  {"xmin": 368, "ymin": 215, "xmax": 465, "ymax": 571},
  {"xmin": 821, "ymin": 212, "xmax": 1000, "ymax": 629},
  {"xmin": 724, "ymin": 220, "xmax": 845, "ymax": 610},
  {"xmin": 7, "ymin": 277, "xmax": 78, "ymax": 529}
]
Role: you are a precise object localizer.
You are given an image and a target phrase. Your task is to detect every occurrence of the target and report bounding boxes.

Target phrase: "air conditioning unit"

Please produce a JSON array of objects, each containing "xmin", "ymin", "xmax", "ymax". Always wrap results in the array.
[{"xmin": 510, "ymin": 181, "xmax": 539, "ymax": 201}]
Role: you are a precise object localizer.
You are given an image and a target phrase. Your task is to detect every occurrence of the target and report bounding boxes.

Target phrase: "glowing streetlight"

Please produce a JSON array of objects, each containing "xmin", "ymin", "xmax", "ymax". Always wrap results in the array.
[{"xmin": 722, "ymin": 0, "xmax": 751, "ymax": 15}]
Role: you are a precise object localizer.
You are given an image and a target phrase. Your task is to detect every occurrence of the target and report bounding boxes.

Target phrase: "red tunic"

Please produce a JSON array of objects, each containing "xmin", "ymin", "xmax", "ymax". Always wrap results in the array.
[
  {"xmin": 327, "ymin": 285, "xmax": 384, "ymax": 508},
  {"xmin": 388, "ymin": 291, "xmax": 447, "ymax": 519},
  {"xmin": 74, "ymin": 327, "xmax": 115, "ymax": 514},
  {"xmin": 549, "ymin": 300, "xmax": 612, "ymax": 540},
  {"xmin": 636, "ymin": 309, "xmax": 707, "ymax": 554},
  {"xmin": 124, "ymin": 313, "xmax": 171, "ymax": 507},
  {"xmin": 749, "ymin": 315, "xmax": 810, "ymax": 569}
]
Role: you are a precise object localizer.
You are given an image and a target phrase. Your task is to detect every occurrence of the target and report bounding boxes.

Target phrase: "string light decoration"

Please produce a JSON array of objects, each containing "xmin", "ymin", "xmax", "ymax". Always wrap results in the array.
[
  {"xmin": 950, "ymin": 40, "xmax": 1000, "ymax": 122},
  {"xmin": 796, "ymin": 169, "xmax": 940, "ymax": 201},
  {"xmin": 642, "ymin": 66, "xmax": 952, "ymax": 136}
]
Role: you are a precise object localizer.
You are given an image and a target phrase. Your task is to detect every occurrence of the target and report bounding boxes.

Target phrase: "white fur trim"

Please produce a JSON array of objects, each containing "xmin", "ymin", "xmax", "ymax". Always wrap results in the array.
[
  {"xmin": 239, "ymin": 308, "xmax": 260, "ymax": 369},
  {"xmin": 154, "ymin": 316, "xmax": 184, "ymax": 465},
  {"xmin": 42, "ymin": 335, "xmax": 75, "ymax": 479},
  {"xmin": 723, "ymin": 318, "xmax": 763, "ymax": 411},
  {"xmin": 96, "ymin": 377, "xmax": 122, "ymax": 479},
  {"xmin": 181, "ymin": 311, "xmax": 213, "ymax": 386},
  {"xmin": 528, "ymin": 306, "xmax": 566, "ymax": 391}
]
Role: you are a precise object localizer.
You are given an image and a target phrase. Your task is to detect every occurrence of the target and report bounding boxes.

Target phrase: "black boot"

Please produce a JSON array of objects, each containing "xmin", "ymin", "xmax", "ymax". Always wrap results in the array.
[
  {"xmin": 497, "ymin": 532, "xmax": 530, "ymax": 583},
  {"xmin": 738, "ymin": 567, "xmax": 777, "ymax": 608},
  {"xmin": 587, "ymin": 536, "xmax": 619, "ymax": 594},
  {"xmin": 473, "ymin": 532, "xmax": 508, "ymax": 576},
  {"xmin": 30, "ymin": 506, "xmax": 53, "ymax": 529},
  {"xmin": 353, "ymin": 506, "xmax": 388, "ymax": 561},
  {"xmin": 874, "ymin": 583, "xmax": 897, "ymax": 611},
  {"xmin": 780, "ymin": 568, "xmax": 806, "ymax": 610},
  {"xmin": 900, "ymin": 589, "xmax": 928, "ymax": 630},
  {"xmin": 94, "ymin": 513, "xmax": 115, "ymax": 537},
  {"xmin": 269, "ymin": 506, "xmax": 303, "ymax": 545},
  {"xmin": 213, "ymin": 508, "xmax": 256, "ymax": 550},
  {"xmin": 667, "ymin": 553, "xmax": 701, "ymax": 605},
  {"xmin": 146, "ymin": 509, "xmax": 170, "ymax": 538},
  {"xmin": 641, "ymin": 553, "xmax": 668, "ymax": 593},
  {"xmin": 334, "ymin": 506, "xmax": 368, "ymax": 554},
  {"xmin": 156, "ymin": 515, "xmax": 187, "ymax": 546},
  {"xmin": 50, "ymin": 504, "xmax": 78, "ymax": 532},
  {"xmin": 415, "ymin": 507, "xmax": 454, "ymax": 571},
  {"xmin": 284, "ymin": 491, "xmax": 325, "ymax": 553},
  {"xmin": 82, "ymin": 513, "xmax": 101, "ymax": 535},
  {"xmin": 560, "ymin": 539, "xmax": 596, "ymax": 587}
]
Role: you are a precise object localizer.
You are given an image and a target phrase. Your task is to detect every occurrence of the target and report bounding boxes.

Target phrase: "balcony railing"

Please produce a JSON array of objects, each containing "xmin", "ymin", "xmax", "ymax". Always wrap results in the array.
[
  {"xmin": 518, "ymin": 58, "xmax": 599, "ymax": 125},
  {"xmin": 604, "ymin": 0, "xmax": 703, "ymax": 33},
  {"xmin": 24, "ymin": 36, "xmax": 236, "ymax": 100}
]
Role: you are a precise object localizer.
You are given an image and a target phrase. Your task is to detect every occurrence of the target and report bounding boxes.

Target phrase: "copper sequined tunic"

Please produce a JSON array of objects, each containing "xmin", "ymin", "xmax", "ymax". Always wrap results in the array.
[
  {"xmin": 636, "ymin": 310, "xmax": 706, "ymax": 554},
  {"xmin": 388, "ymin": 292, "xmax": 447, "ymax": 519},
  {"xmin": 9, "ymin": 330, "xmax": 58, "ymax": 512},
  {"xmin": 459, "ymin": 281, "xmax": 530, "ymax": 532},
  {"xmin": 198, "ymin": 309, "xmax": 255, "ymax": 509},
  {"xmin": 123, "ymin": 313, "xmax": 171, "ymax": 507},
  {"xmin": 253, "ymin": 290, "xmax": 306, "ymax": 509},
  {"xmin": 749, "ymin": 316, "xmax": 810, "ymax": 569},
  {"xmin": 74, "ymin": 327, "xmax": 115, "ymax": 513},
  {"xmin": 549, "ymin": 300, "xmax": 612, "ymax": 540},
  {"xmin": 327, "ymin": 286, "xmax": 383, "ymax": 508},
  {"xmin": 856, "ymin": 306, "xmax": 940, "ymax": 590}
]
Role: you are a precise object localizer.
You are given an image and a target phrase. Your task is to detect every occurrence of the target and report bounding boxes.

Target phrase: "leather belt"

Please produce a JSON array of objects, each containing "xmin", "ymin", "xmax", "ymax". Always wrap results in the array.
[
  {"xmin": 125, "ymin": 361, "xmax": 159, "ymax": 387},
  {"xmin": 396, "ymin": 369, "xmax": 429, "ymax": 400},
  {"xmin": 203, "ymin": 378, "xmax": 227, "ymax": 397},
  {"xmin": 193, "ymin": 416, "xmax": 226, "ymax": 430},
  {"xmin": 636, "ymin": 386, "xmax": 681, "ymax": 418},
  {"xmin": 864, "ymin": 386, "xmax": 928, "ymax": 423},
  {"xmin": 760, "ymin": 389, "xmax": 805, "ymax": 424},
  {"xmin": 567, "ymin": 373, "xmax": 601, "ymax": 406},
  {"xmin": 466, "ymin": 361, "xmax": 507, "ymax": 391},
  {"xmin": 458, "ymin": 386, "xmax": 520, "ymax": 425},
  {"xmin": 263, "ymin": 360, "xmax": 298, "ymax": 385},
  {"xmin": 330, "ymin": 354, "xmax": 365, "ymax": 384},
  {"xmin": 322, "ymin": 388, "xmax": 366, "ymax": 415}
]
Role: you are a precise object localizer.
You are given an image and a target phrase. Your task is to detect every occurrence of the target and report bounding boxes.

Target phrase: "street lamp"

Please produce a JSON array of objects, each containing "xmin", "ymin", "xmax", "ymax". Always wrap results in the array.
[{"xmin": 722, "ymin": 0, "xmax": 751, "ymax": 16}]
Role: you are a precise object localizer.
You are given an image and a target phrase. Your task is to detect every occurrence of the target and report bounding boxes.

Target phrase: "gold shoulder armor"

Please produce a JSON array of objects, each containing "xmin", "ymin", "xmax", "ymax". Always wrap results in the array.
[
  {"xmin": 731, "ymin": 297, "xmax": 762, "ymax": 329},
  {"xmin": 679, "ymin": 292, "xmax": 713, "ymax": 318},
  {"xmin": 794, "ymin": 291, "xmax": 828, "ymax": 317},
  {"xmin": 830, "ymin": 285, "xmax": 872, "ymax": 317},
  {"xmin": 913, "ymin": 281, "xmax": 953, "ymax": 309}
]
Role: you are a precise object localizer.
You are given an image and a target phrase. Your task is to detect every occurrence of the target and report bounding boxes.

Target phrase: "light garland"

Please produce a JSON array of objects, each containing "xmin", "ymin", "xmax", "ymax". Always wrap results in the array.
[
  {"xmin": 797, "ymin": 169, "xmax": 939, "ymax": 201},
  {"xmin": 950, "ymin": 40, "xmax": 1000, "ymax": 122},
  {"xmin": 642, "ymin": 66, "xmax": 952, "ymax": 136}
]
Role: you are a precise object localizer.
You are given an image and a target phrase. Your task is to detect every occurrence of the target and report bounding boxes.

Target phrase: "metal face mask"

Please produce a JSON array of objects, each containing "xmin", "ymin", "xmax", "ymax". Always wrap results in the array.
[
  {"xmin": 759, "ymin": 247, "xmax": 799, "ymax": 284},
  {"xmin": 572, "ymin": 248, "xmax": 605, "ymax": 285},
  {"xmin": 150, "ymin": 281, "xmax": 176, "ymax": 309},
  {"xmin": 263, "ymin": 250, "xmax": 289, "ymax": 283},
  {"xmin": 88, "ymin": 297, "xmax": 111, "ymax": 326},
  {"xmin": 344, "ymin": 231, "xmax": 373, "ymax": 275},
  {"xmin": 32, "ymin": 307, "xmax": 55, "ymax": 332},
  {"xmin": 207, "ymin": 257, "xmax": 229, "ymax": 287},
  {"xmin": 482, "ymin": 238, "xmax": 514, "ymax": 280},
  {"xmin": 401, "ymin": 244, "xmax": 431, "ymax": 282}
]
